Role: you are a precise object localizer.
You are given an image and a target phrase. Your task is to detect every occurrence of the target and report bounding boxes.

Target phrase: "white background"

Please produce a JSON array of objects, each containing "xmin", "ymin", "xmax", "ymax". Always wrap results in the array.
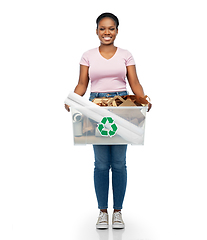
[{"xmin": 0, "ymin": 0, "xmax": 207, "ymax": 240}]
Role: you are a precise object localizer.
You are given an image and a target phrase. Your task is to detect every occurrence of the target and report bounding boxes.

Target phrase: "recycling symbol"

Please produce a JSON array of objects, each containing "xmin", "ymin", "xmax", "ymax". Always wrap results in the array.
[{"xmin": 98, "ymin": 117, "xmax": 118, "ymax": 137}]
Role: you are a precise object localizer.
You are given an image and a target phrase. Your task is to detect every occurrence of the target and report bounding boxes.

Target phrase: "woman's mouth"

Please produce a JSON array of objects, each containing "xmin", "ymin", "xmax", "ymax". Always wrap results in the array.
[{"xmin": 103, "ymin": 36, "xmax": 112, "ymax": 41}]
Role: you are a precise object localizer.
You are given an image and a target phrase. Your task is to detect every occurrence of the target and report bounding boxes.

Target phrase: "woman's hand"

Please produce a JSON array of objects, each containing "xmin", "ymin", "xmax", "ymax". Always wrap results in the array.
[
  {"xmin": 135, "ymin": 95, "xmax": 152, "ymax": 112},
  {"xmin": 65, "ymin": 104, "xmax": 70, "ymax": 112},
  {"xmin": 147, "ymin": 102, "xmax": 152, "ymax": 112}
]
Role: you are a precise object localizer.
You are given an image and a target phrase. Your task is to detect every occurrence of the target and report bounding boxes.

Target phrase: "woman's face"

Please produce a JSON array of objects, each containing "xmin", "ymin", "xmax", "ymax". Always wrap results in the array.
[{"xmin": 96, "ymin": 17, "xmax": 118, "ymax": 45}]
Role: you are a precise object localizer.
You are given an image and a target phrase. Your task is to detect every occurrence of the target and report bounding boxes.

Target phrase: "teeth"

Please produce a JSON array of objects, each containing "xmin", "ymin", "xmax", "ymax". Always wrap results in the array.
[{"xmin": 104, "ymin": 37, "xmax": 111, "ymax": 40}]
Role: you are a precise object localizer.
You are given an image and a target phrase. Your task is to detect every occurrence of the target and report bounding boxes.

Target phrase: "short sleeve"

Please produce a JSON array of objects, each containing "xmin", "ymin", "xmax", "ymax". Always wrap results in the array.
[
  {"xmin": 80, "ymin": 51, "xmax": 90, "ymax": 66},
  {"xmin": 125, "ymin": 51, "xmax": 135, "ymax": 66}
]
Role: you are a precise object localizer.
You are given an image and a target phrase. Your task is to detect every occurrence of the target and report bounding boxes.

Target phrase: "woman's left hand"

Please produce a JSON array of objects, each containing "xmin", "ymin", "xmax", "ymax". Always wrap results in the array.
[
  {"xmin": 136, "ymin": 95, "xmax": 152, "ymax": 112},
  {"xmin": 147, "ymin": 102, "xmax": 152, "ymax": 112}
]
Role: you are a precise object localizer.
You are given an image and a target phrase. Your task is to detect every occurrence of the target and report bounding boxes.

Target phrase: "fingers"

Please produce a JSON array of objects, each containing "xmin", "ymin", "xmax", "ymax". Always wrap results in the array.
[
  {"xmin": 147, "ymin": 103, "xmax": 152, "ymax": 112},
  {"xmin": 65, "ymin": 104, "xmax": 70, "ymax": 112}
]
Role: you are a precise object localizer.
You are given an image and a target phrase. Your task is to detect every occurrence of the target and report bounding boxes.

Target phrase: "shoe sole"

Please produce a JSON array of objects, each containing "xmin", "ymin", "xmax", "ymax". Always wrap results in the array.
[
  {"xmin": 112, "ymin": 224, "xmax": 125, "ymax": 229},
  {"xmin": 96, "ymin": 224, "xmax": 109, "ymax": 229}
]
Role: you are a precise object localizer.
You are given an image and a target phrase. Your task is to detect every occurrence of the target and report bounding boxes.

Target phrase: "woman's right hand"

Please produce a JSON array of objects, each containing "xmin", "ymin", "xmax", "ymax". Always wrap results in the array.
[{"xmin": 65, "ymin": 104, "xmax": 70, "ymax": 112}]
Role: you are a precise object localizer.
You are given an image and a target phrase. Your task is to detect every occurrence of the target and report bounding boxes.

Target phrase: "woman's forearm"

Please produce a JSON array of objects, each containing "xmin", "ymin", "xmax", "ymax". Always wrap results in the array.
[
  {"xmin": 74, "ymin": 65, "xmax": 89, "ymax": 96},
  {"xmin": 130, "ymin": 81, "xmax": 145, "ymax": 98},
  {"xmin": 74, "ymin": 83, "xmax": 88, "ymax": 96}
]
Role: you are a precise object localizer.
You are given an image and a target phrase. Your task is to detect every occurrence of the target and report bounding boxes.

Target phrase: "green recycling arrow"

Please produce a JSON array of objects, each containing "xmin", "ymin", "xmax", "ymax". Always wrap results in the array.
[{"xmin": 98, "ymin": 117, "xmax": 118, "ymax": 137}]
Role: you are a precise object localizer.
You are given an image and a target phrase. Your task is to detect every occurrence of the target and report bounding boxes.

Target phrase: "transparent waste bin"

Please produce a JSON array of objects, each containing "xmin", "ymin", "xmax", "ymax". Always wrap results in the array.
[{"xmin": 71, "ymin": 106, "xmax": 147, "ymax": 145}]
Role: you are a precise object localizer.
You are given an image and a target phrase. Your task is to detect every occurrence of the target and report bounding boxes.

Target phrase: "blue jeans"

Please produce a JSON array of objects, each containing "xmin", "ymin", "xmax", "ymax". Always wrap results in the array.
[
  {"xmin": 89, "ymin": 91, "xmax": 128, "ymax": 102},
  {"xmin": 90, "ymin": 91, "xmax": 128, "ymax": 210}
]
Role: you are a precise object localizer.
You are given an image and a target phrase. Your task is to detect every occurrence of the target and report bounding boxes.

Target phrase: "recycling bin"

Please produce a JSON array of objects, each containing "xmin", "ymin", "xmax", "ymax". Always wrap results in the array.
[{"xmin": 71, "ymin": 106, "xmax": 147, "ymax": 145}]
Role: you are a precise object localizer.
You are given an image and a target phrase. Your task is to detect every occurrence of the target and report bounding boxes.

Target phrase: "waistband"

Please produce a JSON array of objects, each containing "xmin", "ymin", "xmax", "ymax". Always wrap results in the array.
[{"xmin": 89, "ymin": 91, "xmax": 128, "ymax": 101}]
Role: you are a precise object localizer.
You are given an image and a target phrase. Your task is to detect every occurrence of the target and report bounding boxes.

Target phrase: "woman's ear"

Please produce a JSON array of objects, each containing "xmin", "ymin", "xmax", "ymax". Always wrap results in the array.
[{"xmin": 96, "ymin": 29, "xmax": 98, "ymax": 35}]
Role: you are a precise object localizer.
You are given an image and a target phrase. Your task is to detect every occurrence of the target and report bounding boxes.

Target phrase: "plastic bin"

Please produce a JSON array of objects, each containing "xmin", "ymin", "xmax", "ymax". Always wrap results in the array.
[{"xmin": 71, "ymin": 106, "xmax": 147, "ymax": 145}]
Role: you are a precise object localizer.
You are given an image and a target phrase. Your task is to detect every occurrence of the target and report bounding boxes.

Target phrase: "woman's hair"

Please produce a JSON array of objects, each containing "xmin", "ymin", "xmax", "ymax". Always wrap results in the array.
[{"xmin": 96, "ymin": 12, "xmax": 119, "ymax": 29}]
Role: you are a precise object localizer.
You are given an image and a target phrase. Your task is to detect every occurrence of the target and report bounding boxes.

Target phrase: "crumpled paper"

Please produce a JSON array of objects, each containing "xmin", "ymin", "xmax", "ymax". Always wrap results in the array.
[{"xmin": 92, "ymin": 95, "xmax": 151, "ymax": 108}]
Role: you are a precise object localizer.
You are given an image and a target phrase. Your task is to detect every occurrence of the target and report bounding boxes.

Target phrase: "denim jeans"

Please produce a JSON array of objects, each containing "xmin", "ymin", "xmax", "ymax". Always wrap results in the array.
[
  {"xmin": 90, "ymin": 91, "xmax": 128, "ymax": 210},
  {"xmin": 89, "ymin": 91, "xmax": 128, "ymax": 102}
]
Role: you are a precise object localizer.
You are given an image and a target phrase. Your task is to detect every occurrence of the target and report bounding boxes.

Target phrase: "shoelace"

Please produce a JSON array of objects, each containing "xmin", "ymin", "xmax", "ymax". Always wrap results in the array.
[
  {"xmin": 98, "ymin": 212, "xmax": 108, "ymax": 223},
  {"xmin": 113, "ymin": 211, "xmax": 122, "ymax": 223}
]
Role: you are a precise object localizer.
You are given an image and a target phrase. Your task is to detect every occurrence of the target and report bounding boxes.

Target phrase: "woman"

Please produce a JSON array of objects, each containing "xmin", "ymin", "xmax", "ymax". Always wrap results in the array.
[{"xmin": 65, "ymin": 12, "xmax": 151, "ymax": 229}]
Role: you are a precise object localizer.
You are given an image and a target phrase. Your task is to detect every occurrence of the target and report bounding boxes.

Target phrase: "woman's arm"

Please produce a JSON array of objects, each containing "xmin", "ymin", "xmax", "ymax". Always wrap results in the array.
[
  {"xmin": 65, "ymin": 65, "xmax": 89, "ymax": 111},
  {"xmin": 126, "ymin": 65, "xmax": 145, "ymax": 98},
  {"xmin": 74, "ymin": 65, "xmax": 89, "ymax": 96},
  {"xmin": 127, "ymin": 65, "xmax": 152, "ymax": 111}
]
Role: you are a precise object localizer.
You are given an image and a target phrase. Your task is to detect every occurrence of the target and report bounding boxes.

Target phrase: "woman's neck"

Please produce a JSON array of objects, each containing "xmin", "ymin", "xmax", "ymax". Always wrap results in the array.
[{"xmin": 99, "ymin": 44, "xmax": 117, "ymax": 53}]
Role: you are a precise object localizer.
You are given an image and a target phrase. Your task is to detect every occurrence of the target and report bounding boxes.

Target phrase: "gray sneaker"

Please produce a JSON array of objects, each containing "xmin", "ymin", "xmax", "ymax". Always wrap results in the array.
[
  {"xmin": 96, "ymin": 211, "xmax": 109, "ymax": 229},
  {"xmin": 112, "ymin": 211, "xmax": 125, "ymax": 229}
]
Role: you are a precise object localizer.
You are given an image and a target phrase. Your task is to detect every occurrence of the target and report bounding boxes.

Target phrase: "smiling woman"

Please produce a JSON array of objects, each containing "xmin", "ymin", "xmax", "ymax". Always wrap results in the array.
[
  {"xmin": 65, "ymin": 12, "xmax": 151, "ymax": 230},
  {"xmin": 96, "ymin": 17, "xmax": 118, "ymax": 59},
  {"xmin": 96, "ymin": 13, "xmax": 119, "ymax": 50}
]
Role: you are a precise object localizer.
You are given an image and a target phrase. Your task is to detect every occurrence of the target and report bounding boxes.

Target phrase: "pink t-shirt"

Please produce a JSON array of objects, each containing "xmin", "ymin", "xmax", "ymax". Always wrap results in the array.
[{"xmin": 79, "ymin": 47, "xmax": 135, "ymax": 92}]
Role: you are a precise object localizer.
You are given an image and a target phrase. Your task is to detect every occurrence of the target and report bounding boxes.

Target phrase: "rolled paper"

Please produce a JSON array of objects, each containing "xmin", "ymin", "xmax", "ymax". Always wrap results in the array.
[
  {"xmin": 66, "ymin": 92, "xmax": 145, "ymax": 136},
  {"xmin": 65, "ymin": 93, "xmax": 145, "ymax": 144},
  {"xmin": 72, "ymin": 110, "xmax": 83, "ymax": 122},
  {"xmin": 66, "ymin": 99, "xmax": 142, "ymax": 144},
  {"xmin": 71, "ymin": 109, "xmax": 83, "ymax": 136}
]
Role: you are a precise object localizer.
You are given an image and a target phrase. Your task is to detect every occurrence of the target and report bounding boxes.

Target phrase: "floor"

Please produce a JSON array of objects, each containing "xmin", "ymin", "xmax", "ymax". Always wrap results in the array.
[{"xmin": 71, "ymin": 208, "xmax": 156, "ymax": 240}]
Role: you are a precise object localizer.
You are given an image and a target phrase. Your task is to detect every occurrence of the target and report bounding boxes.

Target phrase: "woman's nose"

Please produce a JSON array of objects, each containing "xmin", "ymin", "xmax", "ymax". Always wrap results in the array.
[{"xmin": 104, "ymin": 28, "xmax": 110, "ymax": 34}]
